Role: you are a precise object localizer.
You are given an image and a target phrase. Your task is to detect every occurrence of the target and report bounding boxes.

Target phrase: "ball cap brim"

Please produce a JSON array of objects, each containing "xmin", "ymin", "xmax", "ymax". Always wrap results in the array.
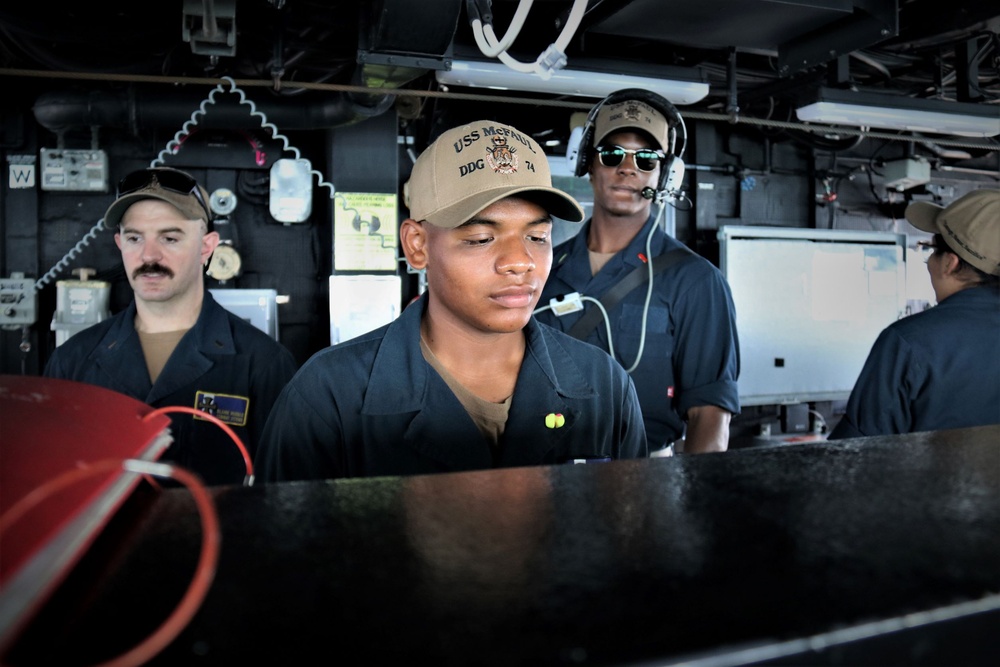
[{"xmin": 905, "ymin": 189, "xmax": 1000, "ymax": 276}]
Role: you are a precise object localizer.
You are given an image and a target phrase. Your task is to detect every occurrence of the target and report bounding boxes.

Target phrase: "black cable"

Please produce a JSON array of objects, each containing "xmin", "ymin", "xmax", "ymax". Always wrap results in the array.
[{"xmin": 465, "ymin": 0, "xmax": 493, "ymax": 25}]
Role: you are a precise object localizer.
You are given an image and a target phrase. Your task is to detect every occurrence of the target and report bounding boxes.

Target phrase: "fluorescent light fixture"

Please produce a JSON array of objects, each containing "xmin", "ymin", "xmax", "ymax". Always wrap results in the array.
[
  {"xmin": 436, "ymin": 59, "xmax": 710, "ymax": 105},
  {"xmin": 796, "ymin": 88, "xmax": 1000, "ymax": 138}
]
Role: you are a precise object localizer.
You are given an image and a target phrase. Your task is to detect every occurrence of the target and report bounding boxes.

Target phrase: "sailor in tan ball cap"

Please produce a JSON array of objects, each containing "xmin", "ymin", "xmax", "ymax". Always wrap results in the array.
[
  {"xmin": 256, "ymin": 120, "xmax": 648, "ymax": 482},
  {"xmin": 829, "ymin": 189, "xmax": 1000, "ymax": 440}
]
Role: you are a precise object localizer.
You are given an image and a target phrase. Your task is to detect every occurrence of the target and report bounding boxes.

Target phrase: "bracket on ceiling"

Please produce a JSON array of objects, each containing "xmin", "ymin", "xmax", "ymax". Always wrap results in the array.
[
  {"xmin": 183, "ymin": 0, "xmax": 238, "ymax": 58},
  {"xmin": 356, "ymin": 0, "xmax": 461, "ymax": 89},
  {"xmin": 778, "ymin": 0, "xmax": 898, "ymax": 76}
]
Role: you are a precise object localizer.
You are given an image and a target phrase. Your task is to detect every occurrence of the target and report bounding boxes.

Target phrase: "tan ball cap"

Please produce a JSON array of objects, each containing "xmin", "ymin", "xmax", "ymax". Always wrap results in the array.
[
  {"xmin": 104, "ymin": 167, "xmax": 211, "ymax": 231},
  {"xmin": 404, "ymin": 120, "xmax": 584, "ymax": 228},
  {"xmin": 905, "ymin": 189, "xmax": 1000, "ymax": 276},
  {"xmin": 594, "ymin": 98, "xmax": 671, "ymax": 152}
]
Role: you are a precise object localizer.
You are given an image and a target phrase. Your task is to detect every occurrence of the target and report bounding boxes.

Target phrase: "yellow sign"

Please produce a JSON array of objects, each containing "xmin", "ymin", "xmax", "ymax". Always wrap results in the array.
[{"xmin": 334, "ymin": 192, "xmax": 398, "ymax": 271}]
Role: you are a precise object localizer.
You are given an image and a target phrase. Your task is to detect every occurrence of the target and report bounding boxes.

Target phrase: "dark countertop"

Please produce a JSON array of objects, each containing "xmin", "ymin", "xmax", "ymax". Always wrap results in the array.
[{"xmin": 6, "ymin": 424, "xmax": 1000, "ymax": 666}]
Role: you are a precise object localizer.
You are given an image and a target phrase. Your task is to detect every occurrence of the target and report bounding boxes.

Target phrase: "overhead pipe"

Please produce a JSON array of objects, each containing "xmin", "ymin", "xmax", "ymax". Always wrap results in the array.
[
  {"xmin": 31, "ymin": 84, "xmax": 395, "ymax": 135},
  {"xmin": 29, "ymin": 0, "xmax": 464, "ymax": 134}
]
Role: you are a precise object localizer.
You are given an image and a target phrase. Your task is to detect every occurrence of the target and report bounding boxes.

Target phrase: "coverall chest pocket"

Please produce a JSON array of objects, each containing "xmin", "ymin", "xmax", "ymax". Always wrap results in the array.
[{"xmin": 617, "ymin": 303, "xmax": 673, "ymax": 365}]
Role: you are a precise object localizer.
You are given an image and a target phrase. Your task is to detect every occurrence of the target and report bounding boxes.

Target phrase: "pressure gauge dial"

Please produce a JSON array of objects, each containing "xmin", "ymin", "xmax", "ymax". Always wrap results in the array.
[
  {"xmin": 207, "ymin": 244, "xmax": 242, "ymax": 282},
  {"xmin": 209, "ymin": 188, "xmax": 238, "ymax": 216}
]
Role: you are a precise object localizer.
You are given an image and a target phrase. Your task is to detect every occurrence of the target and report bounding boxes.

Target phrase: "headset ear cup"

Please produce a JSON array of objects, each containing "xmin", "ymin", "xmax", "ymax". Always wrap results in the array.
[
  {"xmin": 574, "ymin": 96, "xmax": 606, "ymax": 178},
  {"xmin": 662, "ymin": 155, "xmax": 685, "ymax": 194},
  {"xmin": 567, "ymin": 126, "xmax": 584, "ymax": 176},
  {"xmin": 574, "ymin": 125, "xmax": 595, "ymax": 177}
]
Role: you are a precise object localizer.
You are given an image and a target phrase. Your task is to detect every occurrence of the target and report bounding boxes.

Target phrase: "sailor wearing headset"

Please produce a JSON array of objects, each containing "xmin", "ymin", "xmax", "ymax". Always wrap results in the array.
[{"xmin": 535, "ymin": 89, "xmax": 740, "ymax": 454}]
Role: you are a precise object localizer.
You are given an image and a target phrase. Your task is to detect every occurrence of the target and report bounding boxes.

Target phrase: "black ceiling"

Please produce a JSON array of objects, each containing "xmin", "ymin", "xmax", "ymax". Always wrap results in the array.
[{"xmin": 1, "ymin": 0, "xmax": 998, "ymax": 147}]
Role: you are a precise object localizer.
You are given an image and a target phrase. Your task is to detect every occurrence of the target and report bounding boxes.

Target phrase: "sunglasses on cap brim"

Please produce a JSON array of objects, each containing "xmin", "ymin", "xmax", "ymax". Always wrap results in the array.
[
  {"xmin": 594, "ymin": 145, "xmax": 666, "ymax": 173},
  {"xmin": 117, "ymin": 169, "xmax": 213, "ymax": 224}
]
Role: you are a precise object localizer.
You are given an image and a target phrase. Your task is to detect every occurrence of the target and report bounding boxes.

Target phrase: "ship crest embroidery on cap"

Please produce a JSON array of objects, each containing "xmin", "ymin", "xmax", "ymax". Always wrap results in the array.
[
  {"xmin": 623, "ymin": 102, "xmax": 642, "ymax": 122},
  {"xmin": 486, "ymin": 135, "xmax": 517, "ymax": 175}
]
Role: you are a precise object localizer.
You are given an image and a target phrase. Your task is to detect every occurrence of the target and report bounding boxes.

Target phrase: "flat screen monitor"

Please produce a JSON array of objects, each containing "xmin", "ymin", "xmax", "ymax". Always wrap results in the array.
[{"xmin": 718, "ymin": 225, "xmax": 907, "ymax": 407}]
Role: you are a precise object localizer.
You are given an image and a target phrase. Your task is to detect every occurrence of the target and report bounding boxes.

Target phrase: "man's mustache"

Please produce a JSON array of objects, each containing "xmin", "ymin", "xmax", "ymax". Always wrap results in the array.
[{"xmin": 132, "ymin": 263, "xmax": 174, "ymax": 280}]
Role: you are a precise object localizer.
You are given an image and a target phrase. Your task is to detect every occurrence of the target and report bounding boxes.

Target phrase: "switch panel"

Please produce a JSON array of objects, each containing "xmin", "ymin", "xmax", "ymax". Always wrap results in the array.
[
  {"xmin": 40, "ymin": 149, "xmax": 110, "ymax": 192},
  {"xmin": 0, "ymin": 275, "xmax": 37, "ymax": 327}
]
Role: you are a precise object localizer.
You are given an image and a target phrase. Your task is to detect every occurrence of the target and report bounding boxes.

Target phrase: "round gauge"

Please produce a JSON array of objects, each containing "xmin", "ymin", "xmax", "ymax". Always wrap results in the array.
[
  {"xmin": 206, "ymin": 244, "xmax": 242, "ymax": 281},
  {"xmin": 209, "ymin": 188, "xmax": 238, "ymax": 216}
]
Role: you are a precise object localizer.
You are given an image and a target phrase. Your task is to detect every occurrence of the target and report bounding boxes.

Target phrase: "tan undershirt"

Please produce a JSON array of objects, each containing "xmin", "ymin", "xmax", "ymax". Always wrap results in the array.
[
  {"xmin": 137, "ymin": 328, "xmax": 189, "ymax": 383},
  {"xmin": 420, "ymin": 336, "xmax": 511, "ymax": 449},
  {"xmin": 589, "ymin": 249, "xmax": 617, "ymax": 276}
]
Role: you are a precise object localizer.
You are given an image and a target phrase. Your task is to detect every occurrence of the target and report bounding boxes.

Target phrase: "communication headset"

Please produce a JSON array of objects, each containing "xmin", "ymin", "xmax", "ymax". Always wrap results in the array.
[{"xmin": 570, "ymin": 87, "xmax": 688, "ymax": 203}]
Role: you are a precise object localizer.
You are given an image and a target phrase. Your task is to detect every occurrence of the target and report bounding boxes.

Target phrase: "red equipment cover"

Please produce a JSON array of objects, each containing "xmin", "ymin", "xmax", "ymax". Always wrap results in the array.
[{"xmin": 0, "ymin": 375, "xmax": 172, "ymax": 653}]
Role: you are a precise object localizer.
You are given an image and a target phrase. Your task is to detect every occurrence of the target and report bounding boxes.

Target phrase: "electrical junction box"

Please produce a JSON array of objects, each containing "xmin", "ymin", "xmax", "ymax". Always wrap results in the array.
[
  {"xmin": 0, "ymin": 274, "xmax": 37, "ymax": 327},
  {"xmin": 40, "ymin": 148, "xmax": 109, "ymax": 192},
  {"xmin": 51, "ymin": 278, "xmax": 111, "ymax": 347},
  {"xmin": 883, "ymin": 157, "xmax": 931, "ymax": 192}
]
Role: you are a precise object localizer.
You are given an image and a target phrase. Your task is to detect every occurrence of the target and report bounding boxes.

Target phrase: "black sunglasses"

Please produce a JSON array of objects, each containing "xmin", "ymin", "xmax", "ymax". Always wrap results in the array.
[
  {"xmin": 117, "ymin": 169, "xmax": 213, "ymax": 226},
  {"xmin": 594, "ymin": 145, "xmax": 665, "ymax": 173},
  {"xmin": 916, "ymin": 236, "xmax": 951, "ymax": 254}
]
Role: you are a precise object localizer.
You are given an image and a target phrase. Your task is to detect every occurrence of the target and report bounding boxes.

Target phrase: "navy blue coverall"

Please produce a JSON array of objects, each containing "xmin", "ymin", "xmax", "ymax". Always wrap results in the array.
[
  {"xmin": 829, "ymin": 285, "xmax": 1000, "ymax": 439},
  {"xmin": 536, "ymin": 216, "xmax": 740, "ymax": 450},
  {"xmin": 255, "ymin": 293, "xmax": 648, "ymax": 482},
  {"xmin": 44, "ymin": 290, "xmax": 298, "ymax": 485}
]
